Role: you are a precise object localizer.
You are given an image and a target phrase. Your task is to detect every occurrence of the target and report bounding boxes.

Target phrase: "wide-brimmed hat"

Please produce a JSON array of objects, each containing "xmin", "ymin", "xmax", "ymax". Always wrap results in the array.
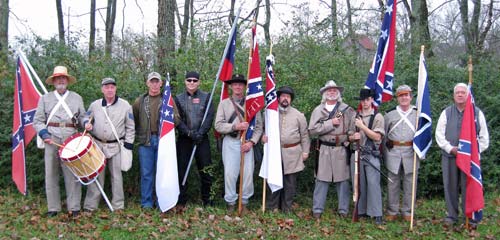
[
  {"xmin": 320, "ymin": 80, "xmax": 344, "ymax": 94},
  {"xmin": 277, "ymin": 86, "xmax": 295, "ymax": 101},
  {"xmin": 396, "ymin": 84, "xmax": 412, "ymax": 97},
  {"xmin": 147, "ymin": 72, "xmax": 162, "ymax": 82},
  {"xmin": 355, "ymin": 88, "xmax": 376, "ymax": 100},
  {"xmin": 45, "ymin": 66, "xmax": 76, "ymax": 85},
  {"xmin": 226, "ymin": 74, "xmax": 247, "ymax": 85}
]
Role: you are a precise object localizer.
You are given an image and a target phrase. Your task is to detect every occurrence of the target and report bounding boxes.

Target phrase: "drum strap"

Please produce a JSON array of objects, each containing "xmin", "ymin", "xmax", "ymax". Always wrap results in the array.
[{"xmin": 101, "ymin": 106, "xmax": 124, "ymax": 145}]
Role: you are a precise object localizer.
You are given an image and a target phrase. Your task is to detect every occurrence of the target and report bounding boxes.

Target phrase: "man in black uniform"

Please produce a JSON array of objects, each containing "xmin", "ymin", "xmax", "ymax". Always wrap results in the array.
[{"xmin": 174, "ymin": 71, "xmax": 215, "ymax": 208}]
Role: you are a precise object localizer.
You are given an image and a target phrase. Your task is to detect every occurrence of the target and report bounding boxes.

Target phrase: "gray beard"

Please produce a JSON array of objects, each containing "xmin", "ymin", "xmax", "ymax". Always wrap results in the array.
[{"xmin": 55, "ymin": 84, "xmax": 67, "ymax": 91}]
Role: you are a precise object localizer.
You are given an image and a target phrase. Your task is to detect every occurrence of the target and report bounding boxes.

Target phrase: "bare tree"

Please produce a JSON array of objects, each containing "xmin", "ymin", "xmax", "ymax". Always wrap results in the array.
[
  {"xmin": 263, "ymin": 0, "xmax": 271, "ymax": 45},
  {"xmin": 331, "ymin": 0, "xmax": 337, "ymax": 40},
  {"xmin": 180, "ymin": 0, "xmax": 190, "ymax": 48},
  {"xmin": 56, "ymin": 0, "xmax": 65, "ymax": 44},
  {"xmin": 0, "ymin": 0, "xmax": 8, "ymax": 64},
  {"xmin": 158, "ymin": 0, "xmax": 176, "ymax": 75},
  {"xmin": 402, "ymin": 0, "xmax": 433, "ymax": 56},
  {"xmin": 89, "ymin": 0, "xmax": 96, "ymax": 57},
  {"xmin": 105, "ymin": 0, "xmax": 117, "ymax": 58},
  {"xmin": 459, "ymin": 0, "xmax": 495, "ymax": 56},
  {"xmin": 346, "ymin": 0, "xmax": 355, "ymax": 46}
]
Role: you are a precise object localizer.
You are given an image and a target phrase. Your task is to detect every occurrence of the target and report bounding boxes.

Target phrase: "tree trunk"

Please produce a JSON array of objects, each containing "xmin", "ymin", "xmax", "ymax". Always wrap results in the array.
[
  {"xmin": 229, "ymin": 0, "xmax": 235, "ymax": 26},
  {"xmin": 158, "ymin": 0, "xmax": 176, "ymax": 75},
  {"xmin": 331, "ymin": 0, "xmax": 337, "ymax": 40},
  {"xmin": 263, "ymin": 0, "xmax": 271, "ymax": 46},
  {"xmin": 105, "ymin": 0, "xmax": 117, "ymax": 58},
  {"xmin": 345, "ymin": 0, "xmax": 357, "ymax": 51},
  {"xmin": 405, "ymin": 0, "xmax": 433, "ymax": 56},
  {"xmin": 0, "ymin": 0, "xmax": 8, "ymax": 62},
  {"xmin": 180, "ymin": 0, "xmax": 190, "ymax": 48},
  {"xmin": 56, "ymin": 0, "xmax": 65, "ymax": 44},
  {"xmin": 89, "ymin": 0, "xmax": 96, "ymax": 58}
]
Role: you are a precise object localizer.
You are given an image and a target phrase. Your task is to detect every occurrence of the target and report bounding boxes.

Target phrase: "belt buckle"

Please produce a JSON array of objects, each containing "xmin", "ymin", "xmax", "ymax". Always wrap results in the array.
[
  {"xmin": 59, "ymin": 122, "xmax": 66, "ymax": 127},
  {"xmin": 399, "ymin": 141, "xmax": 405, "ymax": 145}
]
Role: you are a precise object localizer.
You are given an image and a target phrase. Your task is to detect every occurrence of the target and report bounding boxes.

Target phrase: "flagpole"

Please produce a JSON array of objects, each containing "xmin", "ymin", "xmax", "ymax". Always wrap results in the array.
[
  {"xmin": 238, "ymin": 17, "xmax": 256, "ymax": 217},
  {"xmin": 465, "ymin": 56, "xmax": 473, "ymax": 230},
  {"xmin": 181, "ymin": 7, "xmax": 241, "ymax": 186},
  {"xmin": 261, "ymin": 43, "xmax": 273, "ymax": 213},
  {"xmin": 409, "ymin": 45, "xmax": 425, "ymax": 231},
  {"xmin": 17, "ymin": 50, "xmax": 48, "ymax": 94}
]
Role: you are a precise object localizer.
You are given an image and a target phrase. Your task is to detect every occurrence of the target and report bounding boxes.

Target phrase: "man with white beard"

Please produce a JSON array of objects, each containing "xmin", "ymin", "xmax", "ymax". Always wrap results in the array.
[
  {"xmin": 34, "ymin": 66, "xmax": 86, "ymax": 217},
  {"xmin": 309, "ymin": 80, "xmax": 355, "ymax": 219}
]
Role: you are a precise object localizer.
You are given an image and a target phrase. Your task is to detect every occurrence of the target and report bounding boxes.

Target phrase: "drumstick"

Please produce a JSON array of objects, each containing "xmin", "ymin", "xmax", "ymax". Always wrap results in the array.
[
  {"xmin": 77, "ymin": 116, "xmax": 93, "ymax": 148},
  {"xmin": 51, "ymin": 142, "xmax": 76, "ymax": 152}
]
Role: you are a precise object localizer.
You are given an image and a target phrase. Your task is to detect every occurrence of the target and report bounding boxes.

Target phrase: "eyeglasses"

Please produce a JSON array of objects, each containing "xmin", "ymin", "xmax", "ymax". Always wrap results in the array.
[{"xmin": 185, "ymin": 78, "xmax": 199, "ymax": 83}]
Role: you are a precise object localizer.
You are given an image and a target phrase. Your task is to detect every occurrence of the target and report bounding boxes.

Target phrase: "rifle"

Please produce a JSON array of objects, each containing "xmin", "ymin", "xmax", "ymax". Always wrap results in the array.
[
  {"xmin": 352, "ymin": 112, "xmax": 361, "ymax": 222},
  {"xmin": 352, "ymin": 139, "xmax": 360, "ymax": 222}
]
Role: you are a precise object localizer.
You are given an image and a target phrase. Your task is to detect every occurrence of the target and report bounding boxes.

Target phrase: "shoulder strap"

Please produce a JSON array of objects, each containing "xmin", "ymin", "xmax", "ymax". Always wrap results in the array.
[
  {"xmin": 53, "ymin": 91, "xmax": 74, "ymax": 119},
  {"xmin": 230, "ymin": 98, "xmax": 245, "ymax": 121},
  {"xmin": 368, "ymin": 110, "xmax": 377, "ymax": 130},
  {"xmin": 101, "ymin": 106, "xmax": 123, "ymax": 144}
]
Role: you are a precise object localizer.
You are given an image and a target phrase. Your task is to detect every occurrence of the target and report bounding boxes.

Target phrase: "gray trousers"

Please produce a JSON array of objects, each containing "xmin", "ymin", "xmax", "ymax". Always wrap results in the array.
[
  {"xmin": 84, "ymin": 154, "xmax": 124, "ymax": 210},
  {"xmin": 351, "ymin": 154, "xmax": 383, "ymax": 217},
  {"xmin": 45, "ymin": 137, "xmax": 82, "ymax": 212},
  {"xmin": 312, "ymin": 179, "xmax": 350, "ymax": 214},
  {"xmin": 387, "ymin": 166, "xmax": 417, "ymax": 216},
  {"xmin": 267, "ymin": 172, "xmax": 298, "ymax": 211},
  {"xmin": 442, "ymin": 155, "xmax": 466, "ymax": 221}
]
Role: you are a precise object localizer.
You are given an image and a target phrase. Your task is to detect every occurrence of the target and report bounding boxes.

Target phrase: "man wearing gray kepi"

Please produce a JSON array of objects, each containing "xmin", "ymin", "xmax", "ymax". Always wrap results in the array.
[
  {"xmin": 309, "ymin": 80, "xmax": 356, "ymax": 219},
  {"xmin": 83, "ymin": 77, "xmax": 135, "ymax": 212},
  {"xmin": 383, "ymin": 85, "xmax": 417, "ymax": 222},
  {"xmin": 33, "ymin": 66, "xmax": 86, "ymax": 217}
]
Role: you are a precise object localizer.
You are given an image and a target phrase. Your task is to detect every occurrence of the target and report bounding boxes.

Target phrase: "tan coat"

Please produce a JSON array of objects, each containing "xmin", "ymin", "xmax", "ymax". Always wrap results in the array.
[
  {"xmin": 279, "ymin": 106, "xmax": 310, "ymax": 175},
  {"xmin": 214, "ymin": 97, "xmax": 263, "ymax": 144},
  {"xmin": 309, "ymin": 102, "xmax": 355, "ymax": 182}
]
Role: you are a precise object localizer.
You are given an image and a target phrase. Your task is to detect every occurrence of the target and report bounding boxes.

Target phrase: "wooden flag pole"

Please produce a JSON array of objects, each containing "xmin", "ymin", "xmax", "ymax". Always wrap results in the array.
[
  {"xmin": 465, "ymin": 56, "xmax": 473, "ymax": 230},
  {"xmin": 409, "ymin": 45, "xmax": 425, "ymax": 231},
  {"xmin": 238, "ymin": 15, "xmax": 257, "ymax": 217}
]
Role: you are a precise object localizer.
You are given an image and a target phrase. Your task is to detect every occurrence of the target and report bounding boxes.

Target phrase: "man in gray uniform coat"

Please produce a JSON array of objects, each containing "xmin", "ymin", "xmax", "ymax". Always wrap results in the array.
[
  {"xmin": 214, "ymin": 74, "xmax": 263, "ymax": 213},
  {"xmin": 34, "ymin": 66, "xmax": 86, "ymax": 217},
  {"xmin": 83, "ymin": 77, "xmax": 135, "ymax": 211},
  {"xmin": 262, "ymin": 86, "xmax": 310, "ymax": 213},
  {"xmin": 383, "ymin": 85, "xmax": 417, "ymax": 221},
  {"xmin": 309, "ymin": 80, "xmax": 355, "ymax": 219},
  {"xmin": 435, "ymin": 83, "xmax": 489, "ymax": 226}
]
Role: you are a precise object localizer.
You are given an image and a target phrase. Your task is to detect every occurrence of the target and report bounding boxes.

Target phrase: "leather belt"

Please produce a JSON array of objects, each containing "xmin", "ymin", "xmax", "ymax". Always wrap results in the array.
[
  {"xmin": 282, "ymin": 142, "xmax": 300, "ymax": 148},
  {"xmin": 390, "ymin": 140, "xmax": 413, "ymax": 146},
  {"xmin": 320, "ymin": 140, "xmax": 344, "ymax": 147},
  {"xmin": 47, "ymin": 122, "xmax": 76, "ymax": 128},
  {"xmin": 151, "ymin": 132, "xmax": 158, "ymax": 135},
  {"xmin": 92, "ymin": 135, "xmax": 123, "ymax": 143}
]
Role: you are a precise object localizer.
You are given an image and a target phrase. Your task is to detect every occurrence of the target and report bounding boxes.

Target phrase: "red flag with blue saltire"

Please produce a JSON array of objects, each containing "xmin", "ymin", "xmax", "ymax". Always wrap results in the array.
[
  {"xmin": 245, "ymin": 25, "xmax": 265, "ymax": 140},
  {"xmin": 456, "ymin": 84, "xmax": 483, "ymax": 221},
  {"xmin": 259, "ymin": 55, "xmax": 282, "ymax": 193},
  {"xmin": 364, "ymin": 0, "xmax": 396, "ymax": 107},
  {"xmin": 156, "ymin": 79, "xmax": 179, "ymax": 212},
  {"xmin": 219, "ymin": 22, "xmax": 238, "ymax": 102},
  {"xmin": 12, "ymin": 57, "xmax": 42, "ymax": 195}
]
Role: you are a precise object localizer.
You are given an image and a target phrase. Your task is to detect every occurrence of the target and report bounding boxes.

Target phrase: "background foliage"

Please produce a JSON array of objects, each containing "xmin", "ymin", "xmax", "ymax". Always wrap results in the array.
[{"xmin": 0, "ymin": 14, "xmax": 499, "ymax": 206}]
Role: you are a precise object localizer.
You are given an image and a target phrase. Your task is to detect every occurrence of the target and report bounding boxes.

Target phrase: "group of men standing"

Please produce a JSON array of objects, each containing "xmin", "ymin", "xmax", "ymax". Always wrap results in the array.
[{"xmin": 33, "ymin": 65, "xmax": 489, "ymax": 228}]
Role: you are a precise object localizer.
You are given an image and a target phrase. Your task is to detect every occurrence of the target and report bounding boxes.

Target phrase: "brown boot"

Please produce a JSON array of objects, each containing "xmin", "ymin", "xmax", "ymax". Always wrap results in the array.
[{"xmin": 385, "ymin": 215, "xmax": 398, "ymax": 221}]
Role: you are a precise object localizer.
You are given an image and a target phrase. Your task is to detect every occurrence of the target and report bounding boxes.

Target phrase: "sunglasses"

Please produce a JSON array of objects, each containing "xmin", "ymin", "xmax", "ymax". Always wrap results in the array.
[{"xmin": 185, "ymin": 78, "xmax": 199, "ymax": 83}]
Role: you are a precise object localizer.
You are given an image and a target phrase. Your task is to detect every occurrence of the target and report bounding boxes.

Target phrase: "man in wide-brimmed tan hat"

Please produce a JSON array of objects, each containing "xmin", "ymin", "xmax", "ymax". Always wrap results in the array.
[
  {"xmin": 34, "ymin": 66, "xmax": 86, "ymax": 218},
  {"xmin": 309, "ymin": 80, "xmax": 355, "ymax": 220}
]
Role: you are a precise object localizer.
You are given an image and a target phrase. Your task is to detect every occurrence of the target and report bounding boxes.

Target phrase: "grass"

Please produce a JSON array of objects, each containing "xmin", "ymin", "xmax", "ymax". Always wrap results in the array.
[{"xmin": 0, "ymin": 188, "xmax": 499, "ymax": 239}]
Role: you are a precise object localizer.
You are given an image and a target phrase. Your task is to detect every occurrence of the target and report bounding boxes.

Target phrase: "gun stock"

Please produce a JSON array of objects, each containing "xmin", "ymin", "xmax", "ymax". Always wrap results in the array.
[{"xmin": 352, "ymin": 140, "xmax": 360, "ymax": 222}]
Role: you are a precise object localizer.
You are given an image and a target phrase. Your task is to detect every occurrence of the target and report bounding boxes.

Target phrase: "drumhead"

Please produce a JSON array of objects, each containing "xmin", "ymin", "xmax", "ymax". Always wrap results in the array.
[{"xmin": 60, "ymin": 135, "xmax": 92, "ymax": 160}]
